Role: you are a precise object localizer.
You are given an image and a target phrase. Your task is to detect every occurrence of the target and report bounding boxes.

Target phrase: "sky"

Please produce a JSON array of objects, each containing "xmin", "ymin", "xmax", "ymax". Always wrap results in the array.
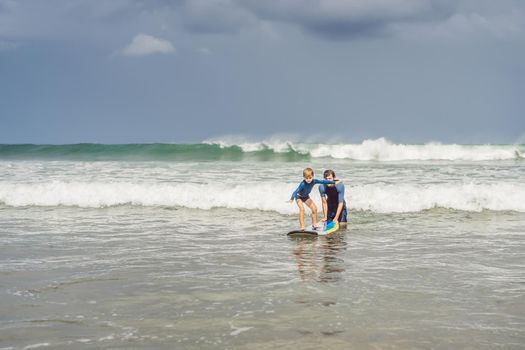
[{"xmin": 1, "ymin": 0, "xmax": 524, "ymax": 144}]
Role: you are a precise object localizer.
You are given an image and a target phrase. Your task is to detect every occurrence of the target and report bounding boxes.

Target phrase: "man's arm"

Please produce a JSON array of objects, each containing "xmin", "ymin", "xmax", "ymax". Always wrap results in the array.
[
  {"xmin": 337, "ymin": 182, "xmax": 345, "ymax": 203},
  {"xmin": 319, "ymin": 184, "xmax": 328, "ymax": 220},
  {"xmin": 333, "ymin": 183, "xmax": 345, "ymax": 222},
  {"xmin": 333, "ymin": 202, "xmax": 344, "ymax": 223}
]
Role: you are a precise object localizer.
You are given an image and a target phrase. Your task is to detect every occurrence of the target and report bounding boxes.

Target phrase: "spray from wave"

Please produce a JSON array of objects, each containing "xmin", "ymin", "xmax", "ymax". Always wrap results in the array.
[
  {"xmin": 1, "ymin": 181, "xmax": 524, "ymax": 213},
  {"xmin": 204, "ymin": 137, "xmax": 524, "ymax": 161}
]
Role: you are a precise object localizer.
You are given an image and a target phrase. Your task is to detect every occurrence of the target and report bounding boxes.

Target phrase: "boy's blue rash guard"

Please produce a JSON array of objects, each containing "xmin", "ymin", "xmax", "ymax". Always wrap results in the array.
[
  {"xmin": 319, "ymin": 182, "xmax": 345, "ymax": 203},
  {"xmin": 290, "ymin": 179, "xmax": 335, "ymax": 200}
]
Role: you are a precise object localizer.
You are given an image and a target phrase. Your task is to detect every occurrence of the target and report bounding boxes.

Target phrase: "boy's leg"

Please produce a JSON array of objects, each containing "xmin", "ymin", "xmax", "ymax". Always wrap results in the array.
[
  {"xmin": 296, "ymin": 199, "xmax": 306, "ymax": 230},
  {"xmin": 304, "ymin": 199, "xmax": 318, "ymax": 228}
]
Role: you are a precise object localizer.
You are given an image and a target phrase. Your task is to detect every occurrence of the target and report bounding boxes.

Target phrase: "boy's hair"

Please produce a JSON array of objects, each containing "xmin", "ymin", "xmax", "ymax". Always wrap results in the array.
[
  {"xmin": 303, "ymin": 168, "xmax": 314, "ymax": 178},
  {"xmin": 323, "ymin": 169, "xmax": 336, "ymax": 178}
]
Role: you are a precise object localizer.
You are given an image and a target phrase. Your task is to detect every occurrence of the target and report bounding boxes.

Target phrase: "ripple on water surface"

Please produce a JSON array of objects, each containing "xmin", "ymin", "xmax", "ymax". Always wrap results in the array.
[{"xmin": 0, "ymin": 205, "xmax": 524, "ymax": 349}]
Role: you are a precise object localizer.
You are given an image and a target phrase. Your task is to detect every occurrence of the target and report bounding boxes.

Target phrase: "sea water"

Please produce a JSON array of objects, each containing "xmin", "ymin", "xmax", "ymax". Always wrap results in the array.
[{"xmin": 0, "ymin": 139, "xmax": 524, "ymax": 349}]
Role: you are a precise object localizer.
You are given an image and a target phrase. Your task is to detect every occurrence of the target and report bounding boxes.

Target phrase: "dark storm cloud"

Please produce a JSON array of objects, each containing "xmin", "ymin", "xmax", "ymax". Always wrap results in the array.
[
  {"xmin": 159, "ymin": 0, "xmax": 460, "ymax": 38},
  {"xmin": 235, "ymin": 0, "xmax": 459, "ymax": 39},
  {"xmin": 1, "ymin": 0, "xmax": 522, "ymax": 41}
]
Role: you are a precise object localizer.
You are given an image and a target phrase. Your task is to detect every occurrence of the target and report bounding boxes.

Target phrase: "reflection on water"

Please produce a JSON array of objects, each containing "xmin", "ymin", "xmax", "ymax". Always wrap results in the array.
[{"xmin": 290, "ymin": 233, "xmax": 347, "ymax": 283}]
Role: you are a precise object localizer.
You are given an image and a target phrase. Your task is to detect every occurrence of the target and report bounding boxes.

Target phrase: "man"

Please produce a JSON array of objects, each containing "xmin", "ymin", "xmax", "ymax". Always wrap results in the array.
[{"xmin": 319, "ymin": 169, "xmax": 348, "ymax": 227}]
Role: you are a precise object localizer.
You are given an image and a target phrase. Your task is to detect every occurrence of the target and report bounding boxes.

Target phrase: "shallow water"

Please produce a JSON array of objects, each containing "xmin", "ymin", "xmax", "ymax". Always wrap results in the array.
[{"xmin": 1, "ymin": 205, "xmax": 524, "ymax": 349}]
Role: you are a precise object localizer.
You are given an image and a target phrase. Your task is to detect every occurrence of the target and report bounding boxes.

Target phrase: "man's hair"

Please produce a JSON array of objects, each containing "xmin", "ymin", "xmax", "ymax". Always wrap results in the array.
[
  {"xmin": 303, "ymin": 168, "xmax": 314, "ymax": 177},
  {"xmin": 323, "ymin": 169, "xmax": 336, "ymax": 178}
]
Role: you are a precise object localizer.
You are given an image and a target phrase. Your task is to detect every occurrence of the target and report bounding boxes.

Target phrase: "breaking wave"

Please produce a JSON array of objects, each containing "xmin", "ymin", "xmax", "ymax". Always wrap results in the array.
[
  {"xmin": 205, "ymin": 138, "xmax": 524, "ymax": 161},
  {"xmin": 0, "ymin": 138, "xmax": 523, "ymax": 161},
  {"xmin": 1, "ymin": 181, "xmax": 524, "ymax": 213}
]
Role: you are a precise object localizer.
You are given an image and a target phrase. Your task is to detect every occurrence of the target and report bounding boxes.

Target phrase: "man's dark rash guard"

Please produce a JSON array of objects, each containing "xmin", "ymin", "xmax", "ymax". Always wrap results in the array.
[
  {"xmin": 290, "ymin": 179, "xmax": 335, "ymax": 200},
  {"xmin": 319, "ymin": 182, "xmax": 347, "ymax": 218}
]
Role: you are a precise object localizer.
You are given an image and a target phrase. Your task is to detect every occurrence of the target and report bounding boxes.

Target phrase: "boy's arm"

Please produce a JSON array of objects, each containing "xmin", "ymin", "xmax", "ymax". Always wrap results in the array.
[
  {"xmin": 290, "ymin": 181, "xmax": 305, "ymax": 201},
  {"xmin": 313, "ymin": 179, "xmax": 335, "ymax": 185}
]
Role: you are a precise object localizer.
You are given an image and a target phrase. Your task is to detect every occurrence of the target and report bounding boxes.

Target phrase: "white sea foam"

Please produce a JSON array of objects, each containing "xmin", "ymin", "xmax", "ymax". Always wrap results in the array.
[
  {"xmin": 204, "ymin": 136, "xmax": 304, "ymax": 154},
  {"xmin": 1, "ymin": 181, "xmax": 524, "ymax": 213},
  {"xmin": 23, "ymin": 344, "xmax": 50, "ymax": 350},
  {"xmin": 204, "ymin": 137, "xmax": 524, "ymax": 161},
  {"xmin": 350, "ymin": 183, "xmax": 525, "ymax": 213}
]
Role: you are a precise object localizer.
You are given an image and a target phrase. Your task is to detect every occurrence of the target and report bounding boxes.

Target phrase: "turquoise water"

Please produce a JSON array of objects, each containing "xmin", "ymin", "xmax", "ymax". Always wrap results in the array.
[
  {"xmin": 0, "ymin": 141, "xmax": 523, "ymax": 161},
  {"xmin": 1, "ymin": 141, "xmax": 524, "ymax": 349},
  {"xmin": 0, "ymin": 143, "xmax": 307, "ymax": 161}
]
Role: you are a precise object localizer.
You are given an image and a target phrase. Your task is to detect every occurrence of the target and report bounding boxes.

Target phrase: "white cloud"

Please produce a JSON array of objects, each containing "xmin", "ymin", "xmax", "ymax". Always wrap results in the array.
[{"xmin": 122, "ymin": 33, "xmax": 175, "ymax": 56}]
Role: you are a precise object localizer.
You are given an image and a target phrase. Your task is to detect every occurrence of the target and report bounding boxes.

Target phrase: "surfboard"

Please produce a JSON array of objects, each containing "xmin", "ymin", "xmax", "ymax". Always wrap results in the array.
[{"xmin": 287, "ymin": 221, "xmax": 339, "ymax": 236}]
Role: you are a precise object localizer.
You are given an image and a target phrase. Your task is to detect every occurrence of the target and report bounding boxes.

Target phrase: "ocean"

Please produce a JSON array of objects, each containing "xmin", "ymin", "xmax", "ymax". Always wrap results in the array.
[{"xmin": 1, "ymin": 138, "xmax": 524, "ymax": 349}]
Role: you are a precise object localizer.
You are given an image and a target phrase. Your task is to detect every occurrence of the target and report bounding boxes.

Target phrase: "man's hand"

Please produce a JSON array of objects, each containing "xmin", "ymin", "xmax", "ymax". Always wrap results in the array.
[{"xmin": 287, "ymin": 199, "xmax": 294, "ymax": 204}]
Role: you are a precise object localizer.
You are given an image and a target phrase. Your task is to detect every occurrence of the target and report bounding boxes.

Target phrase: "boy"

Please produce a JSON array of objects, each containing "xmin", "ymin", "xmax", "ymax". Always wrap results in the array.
[{"xmin": 288, "ymin": 168, "xmax": 339, "ymax": 230}]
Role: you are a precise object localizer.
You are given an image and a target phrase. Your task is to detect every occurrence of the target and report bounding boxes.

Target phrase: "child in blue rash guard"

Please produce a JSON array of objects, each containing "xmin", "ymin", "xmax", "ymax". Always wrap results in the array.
[{"xmin": 288, "ymin": 168, "xmax": 339, "ymax": 230}]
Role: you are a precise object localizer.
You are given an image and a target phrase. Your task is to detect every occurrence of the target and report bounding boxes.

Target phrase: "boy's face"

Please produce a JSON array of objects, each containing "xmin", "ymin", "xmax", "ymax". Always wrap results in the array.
[{"xmin": 304, "ymin": 175, "xmax": 313, "ymax": 183}]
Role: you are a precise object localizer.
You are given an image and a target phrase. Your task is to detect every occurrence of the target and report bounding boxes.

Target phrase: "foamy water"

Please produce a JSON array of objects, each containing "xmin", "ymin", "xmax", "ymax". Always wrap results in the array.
[
  {"xmin": 1, "ymin": 149, "xmax": 524, "ymax": 213},
  {"xmin": 2, "ymin": 181, "xmax": 525, "ymax": 213}
]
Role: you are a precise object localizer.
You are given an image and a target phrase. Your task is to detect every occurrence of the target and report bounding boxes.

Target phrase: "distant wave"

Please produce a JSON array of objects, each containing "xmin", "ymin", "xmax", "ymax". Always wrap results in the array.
[
  {"xmin": 0, "ymin": 143, "xmax": 307, "ymax": 161},
  {"xmin": 1, "ymin": 181, "xmax": 524, "ymax": 213},
  {"xmin": 0, "ymin": 138, "xmax": 523, "ymax": 161},
  {"xmin": 206, "ymin": 138, "xmax": 524, "ymax": 161}
]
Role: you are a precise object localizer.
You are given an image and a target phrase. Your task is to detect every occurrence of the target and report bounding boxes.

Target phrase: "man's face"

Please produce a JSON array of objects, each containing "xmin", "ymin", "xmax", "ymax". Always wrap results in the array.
[
  {"xmin": 324, "ymin": 173, "xmax": 334, "ymax": 181},
  {"xmin": 304, "ymin": 175, "xmax": 313, "ymax": 184}
]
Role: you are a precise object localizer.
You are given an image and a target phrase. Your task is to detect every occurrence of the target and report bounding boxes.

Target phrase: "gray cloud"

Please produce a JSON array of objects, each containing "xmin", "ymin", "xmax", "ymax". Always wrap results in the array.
[
  {"xmin": 180, "ymin": 0, "xmax": 254, "ymax": 34},
  {"xmin": 178, "ymin": 0, "xmax": 523, "ymax": 40},
  {"xmin": 2, "ymin": 0, "xmax": 457, "ymax": 39},
  {"xmin": 108, "ymin": 0, "xmax": 458, "ymax": 39},
  {"xmin": 160, "ymin": 0, "xmax": 460, "ymax": 38},
  {"xmin": 235, "ymin": 0, "xmax": 459, "ymax": 39},
  {"xmin": 0, "ymin": 0, "xmax": 13, "ymax": 12},
  {"xmin": 0, "ymin": 0, "xmax": 523, "ymax": 43},
  {"xmin": 0, "ymin": 0, "xmax": 181, "ymax": 39}
]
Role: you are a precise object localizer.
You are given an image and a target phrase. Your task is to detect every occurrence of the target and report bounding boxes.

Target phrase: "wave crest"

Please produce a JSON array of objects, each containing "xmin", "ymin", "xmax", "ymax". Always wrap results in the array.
[
  {"xmin": 1, "ymin": 181, "xmax": 524, "ymax": 213},
  {"xmin": 205, "ymin": 137, "xmax": 524, "ymax": 161},
  {"xmin": 0, "ymin": 139, "xmax": 523, "ymax": 161}
]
